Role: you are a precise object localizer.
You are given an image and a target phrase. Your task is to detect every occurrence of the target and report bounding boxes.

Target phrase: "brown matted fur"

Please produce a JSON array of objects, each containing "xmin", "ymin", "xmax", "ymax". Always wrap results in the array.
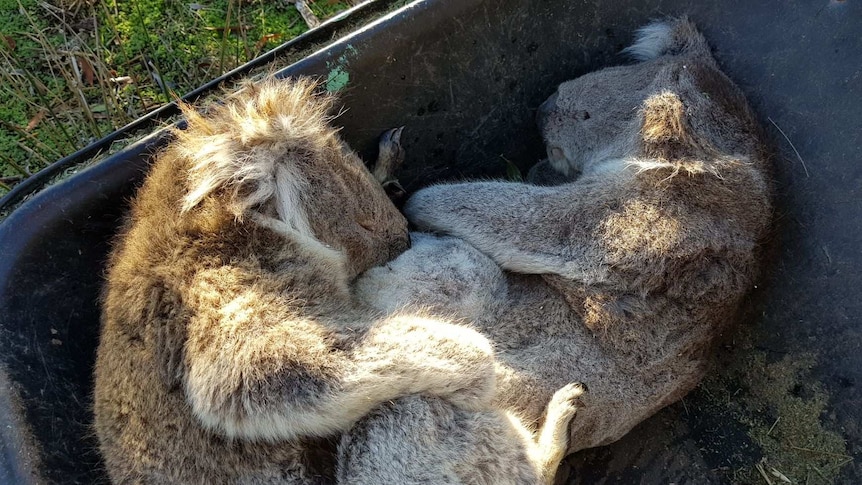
[
  {"xmin": 95, "ymin": 17, "xmax": 773, "ymax": 484},
  {"xmin": 95, "ymin": 77, "xmax": 583, "ymax": 484}
]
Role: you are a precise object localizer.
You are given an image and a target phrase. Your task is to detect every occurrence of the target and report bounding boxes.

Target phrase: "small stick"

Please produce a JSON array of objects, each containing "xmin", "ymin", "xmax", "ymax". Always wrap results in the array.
[
  {"xmin": 810, "ymin": 464, "xmax": 828, "ymax": 481},
  {"xmin": 755, "ymin": 463, "xmax": 774, "ymax": 485},
  {"xmin": 769, "ymin": 467, "xmax": 792, "ymax": 483},
  {"xmin": 768, "ymin": 116, "xmax": 810, "ymax": 178},
  {"xmin": 766, "ymin": 416, "xmax": 780, "ymax": 436},
  {"xmin": 294, "ymin": 1, "xmax": 321, "ymax": 29},
  {"xmin": 822, "ymin": 246, "xmax": 832, "ymax": 264},
  {"xmin": 828, "ymin": 456, "xmax": 854, "ymax": 470},
  {"xmin": 789, "ymin": 445, "xmax": 852, "ymax": 458}
]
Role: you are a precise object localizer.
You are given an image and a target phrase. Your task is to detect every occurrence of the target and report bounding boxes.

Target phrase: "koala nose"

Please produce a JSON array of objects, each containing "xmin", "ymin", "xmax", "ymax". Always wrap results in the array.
[{"xmin": 536, "ymin": 91, "xmax": 559, "ymax": 131}]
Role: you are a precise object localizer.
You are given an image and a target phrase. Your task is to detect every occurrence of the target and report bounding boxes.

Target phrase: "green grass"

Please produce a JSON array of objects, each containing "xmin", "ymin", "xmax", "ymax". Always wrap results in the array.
[
  {"xmin": 0, "ymin": 0, "xmax": 352, "ymax": 195},
  {"xmin": 696, "ymin": 331, "xmax": 852, "ymax": 484}
]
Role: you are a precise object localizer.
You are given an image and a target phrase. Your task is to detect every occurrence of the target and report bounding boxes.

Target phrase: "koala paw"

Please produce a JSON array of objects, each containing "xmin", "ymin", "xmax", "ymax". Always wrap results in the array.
[
  {"xmin": 544, "ymin": 382, "xmax": 587, "ymax": 431},
  {"xmin": 373, "ymin": 126, "xmax": 406, "ymax": 184},
  {"xmin": 550, "ymin": 382, "xmax": 587, "ymax": 410},
  {"xmin": 535, "ymin": 382, "xmax": 588, "ymax": 481},
  {"xmin": 374, "ymin": 127, "xmax": 408, "ymax": 206}
]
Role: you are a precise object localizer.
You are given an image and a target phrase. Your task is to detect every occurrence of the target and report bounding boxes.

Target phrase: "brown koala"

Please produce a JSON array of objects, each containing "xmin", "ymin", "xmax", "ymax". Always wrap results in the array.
[
  {"xmin": 366, "ymin": 17, "xmax": 773, "ymax": 454},
  {"xmin": 95, "ymin": 78, "xmax": 583, "ymax": 484}
]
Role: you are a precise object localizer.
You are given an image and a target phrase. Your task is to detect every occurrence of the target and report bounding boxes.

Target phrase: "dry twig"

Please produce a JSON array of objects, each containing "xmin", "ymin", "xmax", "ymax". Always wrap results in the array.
[
  {"xmin": 293, "ymin": 0, "xmax": 321, "ymax": 28},
  {"xmin": 768, "ymin": 116, "xmax": 810, "ymax": 178}
]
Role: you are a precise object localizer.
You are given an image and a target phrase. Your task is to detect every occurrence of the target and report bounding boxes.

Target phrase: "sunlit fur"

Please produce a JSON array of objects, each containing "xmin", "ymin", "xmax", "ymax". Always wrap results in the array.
[
  {"xmin": 337, "ymin": 383, "xmax": 584, "ymax": 485},
  {"xmin": 179, "ymin": 79, "xmax": 331, "ymax": 220},
  {"xmin": 392, "ymin": 17, "xmax": 772, "ymax": 455},
  {"xmin": 95, "ymin": 77, "xmax": 581, "ymax": 484}
]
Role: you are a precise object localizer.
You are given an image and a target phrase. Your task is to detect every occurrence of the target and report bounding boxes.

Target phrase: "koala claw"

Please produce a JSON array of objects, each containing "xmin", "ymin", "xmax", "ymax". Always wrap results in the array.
[
  {"xmin": 374, "ymin": 126, "xmax": 406, "ymax": 184},
  {"xmin": 374, "ymin": 126, "xmax": 408, "ymax": 206},
  {"xmin": 550, "ymin": 382, "xmax": 587, "ymax": 410},
  {"xmin": 381, "ymin": 125, "xmax": 404, "ymax": 145}
]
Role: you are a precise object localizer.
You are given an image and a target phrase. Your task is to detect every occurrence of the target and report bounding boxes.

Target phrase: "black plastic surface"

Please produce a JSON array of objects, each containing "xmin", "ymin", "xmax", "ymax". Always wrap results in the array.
[{"xmin": 1, "ymin": 0, "xmax": 860, "ymax": 483}]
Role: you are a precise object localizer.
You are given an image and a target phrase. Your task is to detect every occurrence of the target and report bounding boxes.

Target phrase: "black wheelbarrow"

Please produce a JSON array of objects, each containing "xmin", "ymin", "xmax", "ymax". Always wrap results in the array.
[{"xmin": 1, "ymin": 0, "xmax": 859, "ymax": 483}]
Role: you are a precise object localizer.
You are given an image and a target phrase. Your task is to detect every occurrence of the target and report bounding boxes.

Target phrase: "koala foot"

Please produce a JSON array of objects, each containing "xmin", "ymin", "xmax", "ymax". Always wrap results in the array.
[
  {"xmin": 535, "ymin": 382, "xmax": 587, "ymax": 484},
  {"xmin": 373, "ymin": 126, "xmax": 406, "ymax": 183},
  {"xmin": 373, "ymin": 126, "xmax": 407, "ymax": 208},
  {"xmin": 372, "ymin": 127, "xmax": 407, "ymax": 206},
  {"xmin": 549, "ymin": 382, "xmax": 587, "ymax": 411}
]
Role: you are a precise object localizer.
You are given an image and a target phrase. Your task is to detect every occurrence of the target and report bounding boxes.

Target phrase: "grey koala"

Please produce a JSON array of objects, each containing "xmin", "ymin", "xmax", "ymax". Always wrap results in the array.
[
  {"xmin": 356, "ymin": 17, "xmax": 773, "ymax": 459},
  {"xmin": 95, "ymin": 17, "xmax": 770, "ymax": 485},
  {"xmin": 95, "ymin": 77, "xmax": 583, "ymax": 484}
]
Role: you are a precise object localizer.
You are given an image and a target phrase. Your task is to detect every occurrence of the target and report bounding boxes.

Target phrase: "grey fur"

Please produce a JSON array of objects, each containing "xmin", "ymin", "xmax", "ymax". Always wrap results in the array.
[
  {"xmin": 95, "ymin": 78, "xmax": 581, "ymax": 484},
  {"xmin": 364, "ymin": 17, "xmax": 772, "ymax": 456},
  {"xmin": 95, "ymin": 18, "xmax": 771, "ymax": 485}
]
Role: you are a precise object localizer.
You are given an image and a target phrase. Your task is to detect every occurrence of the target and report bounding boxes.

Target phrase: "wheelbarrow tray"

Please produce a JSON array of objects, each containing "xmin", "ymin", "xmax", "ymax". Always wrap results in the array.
[{"xmin": 1, "ymin": 0, "xmax": 859, "ymax": 483}]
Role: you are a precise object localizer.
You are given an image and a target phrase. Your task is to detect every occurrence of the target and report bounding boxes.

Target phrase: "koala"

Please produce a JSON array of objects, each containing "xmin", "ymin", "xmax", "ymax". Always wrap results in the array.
[
  {"xmin": 360, "ymin": 17, "xmax": 773, "ymax": 454},
  {"xmin": 95, "ymin": 77, "xmax": 583, "ymax": 484}
]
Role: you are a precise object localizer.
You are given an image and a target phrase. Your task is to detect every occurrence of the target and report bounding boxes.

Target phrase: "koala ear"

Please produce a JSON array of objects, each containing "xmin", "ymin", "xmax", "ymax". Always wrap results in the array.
[
  {"xmin": 634, "ymin": 91, "xmax": 728, "ymax": 176},
  {"xmin": 637, "ymin": 91, "xmax": 708, "ymax": 167},
  {"xmin": 640, "ymin": 91, "xmax": 689, "ymax": 146}
]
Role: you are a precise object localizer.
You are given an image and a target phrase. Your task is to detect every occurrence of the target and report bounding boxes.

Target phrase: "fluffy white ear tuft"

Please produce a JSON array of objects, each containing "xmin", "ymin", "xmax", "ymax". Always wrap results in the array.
[
  {"xmin": 179, "ymin": 140, "xmax": 283, "ymax": 218},
  {"xmin": 273, "ymin": 164, "xmax": 314, "ymax": 237},
  {"xmin": 174, "ymin": 77, "xmax": 337, "ymax": 244},
  {"xmin": 622, "ymin": 21, "xmax": 674, "ymax": 61},
  {"xmin": 622, "ymin": 18, "xmax": 711, "ymax": 62}
]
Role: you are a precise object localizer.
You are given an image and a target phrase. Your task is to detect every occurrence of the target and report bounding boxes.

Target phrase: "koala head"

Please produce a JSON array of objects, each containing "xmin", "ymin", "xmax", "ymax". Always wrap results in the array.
[
  {"xmin": 536, "ymin": 65, "xmax": 656, "ymax": 176},
  {"xmin": 176, "ymin": 78, "xmax": 410, "ymax": 279},
  {"xmin": 302, "ymin": 148, "xmax": 411, "ymax": 278}
]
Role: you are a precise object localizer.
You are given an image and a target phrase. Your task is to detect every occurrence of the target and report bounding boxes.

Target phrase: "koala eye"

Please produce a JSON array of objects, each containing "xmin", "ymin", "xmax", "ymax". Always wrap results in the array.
[{"xmin": 582, "ymin": 111, "xmax": 591, "ymax": 120}]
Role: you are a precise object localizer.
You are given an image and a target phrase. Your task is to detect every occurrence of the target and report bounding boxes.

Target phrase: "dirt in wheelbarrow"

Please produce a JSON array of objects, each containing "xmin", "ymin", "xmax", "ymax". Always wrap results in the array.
[{"xmin": 564, "ymin": 307, "xmax": 855, "ymax": 485}]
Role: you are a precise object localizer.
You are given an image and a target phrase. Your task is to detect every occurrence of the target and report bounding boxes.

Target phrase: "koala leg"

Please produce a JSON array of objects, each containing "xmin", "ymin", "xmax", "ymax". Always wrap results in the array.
[
  {"xmin": 404, "ymin": 182, "xmax": 608, "ymax": 282},
  {"xmin": 372, "ymin": 127, "xmax": 407, "ymax": 204},
  {"xmin": 531, "ymin": 383, "xmax": 586, "ymax": 485},
  {"xmin": 182, "ymin": 295, "xmax": 499, "ymax": 443},
  {"xmin": 336, "ymin": 384, "xmax": 585, "ymax": 485},
  {"xmin": 336, "ymin": 395, "xmax": 541, "ymax": 485}
]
